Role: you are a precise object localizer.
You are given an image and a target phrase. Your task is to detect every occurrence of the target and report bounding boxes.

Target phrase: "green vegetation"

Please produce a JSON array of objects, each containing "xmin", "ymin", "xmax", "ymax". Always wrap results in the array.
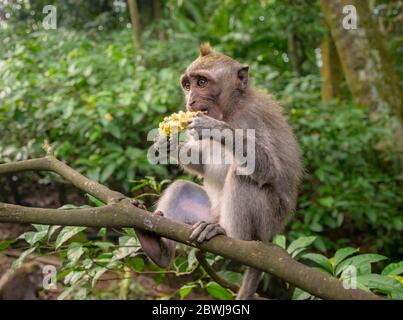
[{"xmin": 0, "ymin": 0, "xmax": 402, "ymax": 300}]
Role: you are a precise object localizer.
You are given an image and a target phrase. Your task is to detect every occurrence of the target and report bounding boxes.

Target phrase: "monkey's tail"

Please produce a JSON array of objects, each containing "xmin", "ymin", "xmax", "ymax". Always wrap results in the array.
[{"xmin": 236, "ymin": 267, "xmax": 262, "ymax": 300}]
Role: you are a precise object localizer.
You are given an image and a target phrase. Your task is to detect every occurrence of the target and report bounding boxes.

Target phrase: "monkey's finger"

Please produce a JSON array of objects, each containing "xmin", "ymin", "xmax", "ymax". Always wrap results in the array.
[
  {"xmin": 191, "ymin": 221, "xmax": 206, "ymax": 230},
  {"xmin": 205, "ymin": 225, "xmax": 226, "ymax": 240},
  {"xmin": 189, "ymin": 222, "xmax": 208, "ymax": 241},
  {"xmin": 196, "ymin": 224, "xmax": 217, "ymax": 243}
]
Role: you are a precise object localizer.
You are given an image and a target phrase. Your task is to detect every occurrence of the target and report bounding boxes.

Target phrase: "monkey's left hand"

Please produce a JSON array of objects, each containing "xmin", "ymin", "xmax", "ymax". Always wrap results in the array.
[{"xmin": 187, "ymin": 114, "xmax": 228, "ymax": 139}]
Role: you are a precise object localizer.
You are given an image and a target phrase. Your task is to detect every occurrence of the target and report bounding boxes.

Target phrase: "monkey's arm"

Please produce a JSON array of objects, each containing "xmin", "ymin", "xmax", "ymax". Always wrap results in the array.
[
  {"xmin": 233, "ymin": 128, "xmax": 278, "ymax": 187},
  {"xmin": 188, "ymin": 115, "xmax": 277, "ymax": 187}
]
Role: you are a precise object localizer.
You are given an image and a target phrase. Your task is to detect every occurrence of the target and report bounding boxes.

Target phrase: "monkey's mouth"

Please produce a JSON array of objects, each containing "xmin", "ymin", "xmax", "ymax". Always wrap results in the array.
[{"xmin": 201, "ymin": 108, "xmax": 209, "ymax": 114}]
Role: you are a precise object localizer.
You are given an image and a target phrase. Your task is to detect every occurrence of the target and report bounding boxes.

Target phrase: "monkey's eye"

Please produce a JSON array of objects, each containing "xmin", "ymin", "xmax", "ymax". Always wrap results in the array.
[
  {"xmin": 183, "ymin": 80, "xmax": 191, "ymax": 91},
  {"xmin": 197, "ymin": 77, "xmax": 207, "ymax": 87}
]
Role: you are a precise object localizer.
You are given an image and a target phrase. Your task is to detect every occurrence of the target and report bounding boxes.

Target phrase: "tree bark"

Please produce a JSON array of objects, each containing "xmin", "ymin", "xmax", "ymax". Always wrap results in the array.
[
  {"xmin": 288, "ymin": 32, "xmax": 305, "ymax": 77},
  {"xmin": 0, "ymin": 156, "xmax": 382, "ymax": 300},
  {"xmin": 320, "ymin": 0, "xmax": 403, "ymax": 164},
  {"xmin": 320, "ymin": 0, "xmax": 402, "ymax": 119},
  {"xmin": 127, "ymin": 0, "xmax": 143, "ymax": 49},
  {"xmin": 320, "ymin": 32, "xmax": 345, "ymax": 102}
]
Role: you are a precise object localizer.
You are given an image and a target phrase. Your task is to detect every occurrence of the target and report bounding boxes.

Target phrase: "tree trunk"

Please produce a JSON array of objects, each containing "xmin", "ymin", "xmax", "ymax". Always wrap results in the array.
[
  {"xmin": 152, "ymin": 0, "xmax": 165, "ymax": 40},
  {"xmin": 320, "ymin": 0, "xmax": 403, "ymax": 162},
  {"xmin": 320, "ymin": 32, "xmax": 345, "ymax": 102},
  {"xmin": 127, "ymin": 0, "xmax": 143, "ymax": 49},
  {"xmin": 287, "ymin": 32, "xmax": 305, "ymax": 77}
]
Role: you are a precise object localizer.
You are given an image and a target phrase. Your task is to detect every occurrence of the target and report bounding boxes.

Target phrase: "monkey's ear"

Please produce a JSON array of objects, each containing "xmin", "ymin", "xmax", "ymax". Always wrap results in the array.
[
  {"xmin": 199, "ymin": 42, "xmax": 214, "ymax": 56},
  {"xmin": 237, "ymin": 65, "xmax": 249, "ymax": 91}
]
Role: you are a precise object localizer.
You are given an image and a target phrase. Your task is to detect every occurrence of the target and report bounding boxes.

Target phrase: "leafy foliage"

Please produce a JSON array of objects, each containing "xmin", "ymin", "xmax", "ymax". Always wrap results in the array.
[
  {"xmin": 299, "ymin": 246, "xmax": 403, "ymax": 300},
  {"xmin": 0, "ymin": 0, "xmax": 402, "ymax": 300}
]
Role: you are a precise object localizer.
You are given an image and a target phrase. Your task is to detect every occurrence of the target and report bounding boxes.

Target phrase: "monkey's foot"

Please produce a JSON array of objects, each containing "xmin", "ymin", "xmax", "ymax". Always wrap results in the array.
[
  {"xmin": 189, "ymin": 221, "xmax": 226, "ymax": 243},
  {"xmin": 132, "ymin": 207, "xmax": 168, "ymax": 267}
]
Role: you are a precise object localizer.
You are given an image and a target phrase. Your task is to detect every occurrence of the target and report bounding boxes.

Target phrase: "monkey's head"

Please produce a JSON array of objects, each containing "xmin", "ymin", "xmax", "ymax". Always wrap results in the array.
[{"xmin": 180, "ymin": 43, "xmax": 249, "ymax": 120}]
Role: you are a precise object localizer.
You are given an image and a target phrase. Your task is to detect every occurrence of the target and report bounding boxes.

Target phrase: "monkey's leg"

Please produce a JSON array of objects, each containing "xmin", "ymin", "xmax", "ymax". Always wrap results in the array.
[
  {"xmin": 236, "ymin": 268, "xmax": 262, "ymax": 300},
  {"xmin": 134, "ymin": 180, "xmax": 214, "ymax": 268},
  {"xmin": 219, "ymin": 173, "xmax": 272, "ymax": 300}
]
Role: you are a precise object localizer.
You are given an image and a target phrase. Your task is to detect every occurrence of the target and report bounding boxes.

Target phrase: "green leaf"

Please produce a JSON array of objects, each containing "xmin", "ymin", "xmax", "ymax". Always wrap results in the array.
[
  {"xmin": 334, "ymin": 247, "xmax": 359, "ymax": 266},
  {"xmin": 205, "ymin": 282, "xmax": 233, "ymax": 300},
  {"xmin": 382, "ymin": 261, "xmax": 403, "ymax": 276},
  {"xmin": 273, "ymin": 234, "xmax": 286, "ymax": 249},
  {"xmin": 55, "ymin": 226, "xmax": 87, "ymax": 249},
  {"xmin": 216, "ymin": 271, "xmax": 243, "ymax": 286},
  {"xmin": 127, "ymin": 257, "xmax": 145, "ymax": 271},
  {"xmin": 174, "ymin": 256, "xmax": 189, "ymax": 273},
  {"xmin": 93, "ymin": 241, "xmax": 115, "ymax": 249},
  {"xmin": 82, "ymin": 258, "xmax": 94, "ymax": 269},
  {"xmin": 100, "ymin": 162, "xmax": 116, "ymax": 182},
  {"xmin": 97, "ymin": 228, "xmax": 107, "ymax": 237},
  {"xmin": 92, "ymin": 267, "xmax": 108, "ymax": 288},
  {"xmin": 336, "ymin": 254, "xmax": 388, "ymax": 276},
  {"xmin": 391, "ymin": 289, "xmax": 403, "ymax": 300},
  {"xmin": 301, "ymin": 253, "xmax": 333, "ymax": 274},
  {"xmin": 112, "ymin": 236, "xmax": 137, "ymax": 261},
  {"xmin": 292, "ymin": 287, "xmax": 312, "ymax": 300},
  {"xmin": 356, "ymin": 274, "xmax": 401, "ymax": 293},
  {"xmin": 67, "ymin": 242, "xmax": 85, "ymax": 266},
  {"xmin": 106, "ymin": 123, "xmax": 121, "ymax": 139},
  {"xmin": 85, "ymin": 193, "xmax": 105, "ymax": 207},
  {"xmin": 123, "ymin": 228, "xmax": 136, "ymax": 236},
  {"xmin": 187, "ymin": 248, "xmax": 198, "ymax": 270},
  {"xmin": 318, "ymin": 197, "xmax": 334, "ymax": 207},
  {"xmin": 287, "ymin": 236, "xmax": 317, "ymax": 255},
  {"xmin": 0, "ymin": 240, "xmax": 16, "ymax": 251},
  {"xmin": 291, "ymin": 247, "xmax": 308, "ymax": 259},
  {"xmin": 179, "ymin": 284, "xmax": 196, "ymax": 300},
  {"xmin": 47, "ymin": 225, "xmax": 62, "ymax": 241},
  {"xmin": 389, "ymin": 275, "xmax": 403, "ymax": 284},
  {"xmin": 32, "ymin": 224, "xmax": 49, "ymax": 232},
  {"xmin": 18, "ymin": 230, "xmax": 48, "ymax": 246},
  {"xmin": 64, "ymin": 270, "xmax": 86, "ymax": 285}
]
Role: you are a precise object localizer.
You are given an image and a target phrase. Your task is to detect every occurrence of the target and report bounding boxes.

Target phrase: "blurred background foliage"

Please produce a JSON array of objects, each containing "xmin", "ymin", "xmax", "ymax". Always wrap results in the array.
[{"xmin": 0, "ymin": 0, "xmax": 402, "ymax": 300}]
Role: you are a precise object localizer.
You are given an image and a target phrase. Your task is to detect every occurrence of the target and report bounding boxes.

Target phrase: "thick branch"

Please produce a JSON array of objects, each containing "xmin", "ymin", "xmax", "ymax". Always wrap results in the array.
[
  {"xmin": 0, "ymin": 158, "xmax": 381, "ymax": 300},
  {"xmin": 0, "ymin": 156, "xmax": 125, "ymax": 204}
]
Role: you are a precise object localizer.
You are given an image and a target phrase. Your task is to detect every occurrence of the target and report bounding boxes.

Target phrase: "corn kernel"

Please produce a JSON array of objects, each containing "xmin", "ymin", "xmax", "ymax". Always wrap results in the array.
[{"xmin": 158, "ymin": 111, "xmax": 200, "ymax": 137}]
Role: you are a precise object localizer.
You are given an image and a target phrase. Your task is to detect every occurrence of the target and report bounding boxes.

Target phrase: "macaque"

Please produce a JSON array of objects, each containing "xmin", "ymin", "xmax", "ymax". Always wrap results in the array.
[{"xmin": 136, "ymin": 43, "xmax": 302, "ymax": 300}]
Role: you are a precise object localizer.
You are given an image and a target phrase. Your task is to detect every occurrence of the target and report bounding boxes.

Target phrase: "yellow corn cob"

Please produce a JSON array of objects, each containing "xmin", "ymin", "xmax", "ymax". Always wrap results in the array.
[{"xmin": 159, "ymin": 111, "xmax": 199, "ymax": 137}]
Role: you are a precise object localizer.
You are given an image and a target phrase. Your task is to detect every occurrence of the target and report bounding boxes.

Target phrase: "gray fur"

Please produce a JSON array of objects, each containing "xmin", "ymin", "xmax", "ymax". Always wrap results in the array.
[{"xmin": 140, "ymin": 46, "xmax": 302, "ymax": 300}]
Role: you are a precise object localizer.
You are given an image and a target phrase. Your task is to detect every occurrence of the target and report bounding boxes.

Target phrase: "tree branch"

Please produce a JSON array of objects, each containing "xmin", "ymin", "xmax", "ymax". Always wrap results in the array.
[
  {"xmin": 0, "ymin": 156, "xmax": 125, "ymax": 204},
  {"xmin": 0, "ymin": 157, "xmax": 382, "ymax": 300},
  {"xmin": 195, "ymin": 250, "xmax": 239, "ymax": 293}
]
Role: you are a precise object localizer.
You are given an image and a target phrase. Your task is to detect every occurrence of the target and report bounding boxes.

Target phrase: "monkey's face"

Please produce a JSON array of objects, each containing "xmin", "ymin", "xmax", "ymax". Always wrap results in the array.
[
  {"xmin": 180, "ymin": 69, "xmax": 225, "ymax": 121},
  {"xmin": 180, "ymin": 54, "xmax": 249, "ymax": 120}
]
